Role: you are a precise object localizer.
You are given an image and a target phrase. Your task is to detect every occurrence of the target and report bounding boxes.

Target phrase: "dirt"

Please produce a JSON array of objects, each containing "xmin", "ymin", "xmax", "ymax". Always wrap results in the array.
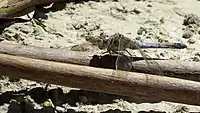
[{"xmin": 1, "ymin": 0, "xmax": 200, "ymax": 112}]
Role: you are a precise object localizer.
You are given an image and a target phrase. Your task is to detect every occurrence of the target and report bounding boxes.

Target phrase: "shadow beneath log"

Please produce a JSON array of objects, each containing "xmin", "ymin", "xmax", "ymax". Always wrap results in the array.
[
  {"xmin": 0, "ymin": 18, "xmax": 29, "ymax": 33},
  {"xmin": 101, "ymin": 109, "xmax": 131, "ymax": 113},
  {"xmin": 88, "ymin": 54, "xmax": 200, "ymax": 82},
  {"xmin": 89, "ymin": 54, "xmax": 165, "ymax": 73},
  {"xmin": 0, "ymin": 86, "xmax": 160, "ymax": 113}
]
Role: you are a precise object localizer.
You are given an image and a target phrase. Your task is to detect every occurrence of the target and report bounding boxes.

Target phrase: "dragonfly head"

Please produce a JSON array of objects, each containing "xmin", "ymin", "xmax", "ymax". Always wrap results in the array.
[{"xmin": 96, "ymin": 33, "xmax": 133, "ymax": 52}]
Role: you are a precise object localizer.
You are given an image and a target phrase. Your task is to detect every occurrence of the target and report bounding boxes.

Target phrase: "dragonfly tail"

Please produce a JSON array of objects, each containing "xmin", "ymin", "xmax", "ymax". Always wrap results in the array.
[{"xmin": 132, "ymin": 42, "xmax": 187, "ymax": 49}]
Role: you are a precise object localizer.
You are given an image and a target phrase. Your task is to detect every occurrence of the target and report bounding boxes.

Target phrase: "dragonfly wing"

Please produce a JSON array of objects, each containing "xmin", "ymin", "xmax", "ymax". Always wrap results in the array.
[
  {"xmin": 112, "ymin": 35, "xmax": 132, "ymax": 77},
  {"xmin": 133, "ymin": 43, "xmax": 164, "ymax": 76},
  {"xmin": 109, "ymin": 33, "xmax": 163, "ymax": 79}
]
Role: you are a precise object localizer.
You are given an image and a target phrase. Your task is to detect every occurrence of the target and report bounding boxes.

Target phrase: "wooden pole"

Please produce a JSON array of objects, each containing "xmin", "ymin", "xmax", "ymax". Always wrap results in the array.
[
  {"xmin": 0, "ymin": 42, "xmax": 200, "ymax": 81},
  {"xmin": 0, "ymin": 53, "xmax": 200, "ymax": 106},
  {"xmin": 130, "ymin": 60, "xmax": 200, "ymax": 82},
  {"xmin": 0, "ymin": 42, "xmax": 92, "ymax": 65}
]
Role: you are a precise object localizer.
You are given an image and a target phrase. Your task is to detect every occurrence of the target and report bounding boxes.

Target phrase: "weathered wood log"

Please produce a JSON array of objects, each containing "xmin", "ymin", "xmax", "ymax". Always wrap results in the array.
[
  {"xmin": 0, "ymin": 53, "xmax": 200, "ymax": 106},
  {"xmin": 0, "ymin": 42, "xmax": 200, "ymax": 81},
  {"xmin": 131, "ymin": 60, "xmax": 200, "ymax": 81},
  {"xmin": 0, "ymin": 42, "xmax": 93, "ymax": 65}
]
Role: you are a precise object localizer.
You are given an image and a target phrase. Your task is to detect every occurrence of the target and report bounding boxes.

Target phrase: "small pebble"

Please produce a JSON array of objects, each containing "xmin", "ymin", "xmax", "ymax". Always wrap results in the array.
[
  {"xmin": 137, "ymin": 27, "xmax": 147, "ymax": 35},
  {"xmin": 182, "ymin": 31, "xmax": 193, "ymax": 39},
  {"xmin": 147, "ymin": 4, "xmax": 152, "ymax": 7},
  {"xmin": 192, "ymin": 57, "xmax": 200, "ymax": 62},
  {"xmin": 160, "ymin": 53, "xmax": 165, "ymax": 57},
  {"xmin": 187, "ymin": 38, "xmax": 196, "ymax": 44},
  {"xmin": 135, "ymin": 36, "xmax": 141, "ymax": 40},
  {"xmin": 160, "ymin": 17, "xmax": 165, "ymax": 23},
  {"xmin": 146, "ymin": 32, "xmax": 154, "ymax": 39},
  {"xmin": 183, "ymin": 14, "xmax": 200, "ymax": 26},
  {"xmin": 133, "ymin": 8, "xmax": 141, "ymax": 14},
  {"xmin": 195, "ymin": 52, "xmax": 200, "ymax": 57},
  {"xmin": 0, "ymin": 38, "xmax": 4, "ymax": 41}
]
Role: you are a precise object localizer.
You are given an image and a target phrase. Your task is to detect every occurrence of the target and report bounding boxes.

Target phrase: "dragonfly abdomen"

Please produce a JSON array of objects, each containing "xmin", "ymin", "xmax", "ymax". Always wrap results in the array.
[{"xmin": 131, "ymin": 42, "xmax": 187, "ymax": 49}]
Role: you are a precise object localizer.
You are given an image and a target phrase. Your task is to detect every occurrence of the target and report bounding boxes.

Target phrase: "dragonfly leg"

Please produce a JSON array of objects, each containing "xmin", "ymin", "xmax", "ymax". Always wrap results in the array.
[
  {"xmin": 125, "ymin": 49, "xmax": 132, "ymax": 57},
  {"xmin": 125, "ymin": 49, "xmax": 134, "ymax": 70},
  {"xmin": 112, "ymin": 50, "xmax": 134, "ymax": 71},
  {"xmin": 100, "ymin": 50, "xmax": 113, "ymax": 56}
]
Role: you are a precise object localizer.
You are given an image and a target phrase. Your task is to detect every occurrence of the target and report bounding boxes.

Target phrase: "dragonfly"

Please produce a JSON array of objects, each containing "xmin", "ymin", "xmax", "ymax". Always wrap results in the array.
[{"xmin": 99, "ymin": 33, "xmax": 187, "ymax": 76}]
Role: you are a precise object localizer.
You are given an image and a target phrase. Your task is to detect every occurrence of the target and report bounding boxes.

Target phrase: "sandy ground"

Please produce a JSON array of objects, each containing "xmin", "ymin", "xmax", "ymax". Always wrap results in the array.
[{"xmin": 1, "ymin": 0, "xmax": 200, "ymax": 112}]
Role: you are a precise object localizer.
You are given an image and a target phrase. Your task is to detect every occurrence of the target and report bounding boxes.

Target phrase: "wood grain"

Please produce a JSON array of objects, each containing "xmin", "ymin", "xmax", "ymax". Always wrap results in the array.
[
  {"xmin": 0, "ymin": 42, "xmax": 200, "ymax": 81},
  {"xmin": 0, "ymin": 53, "xmax": 200, "ymax": 105}
]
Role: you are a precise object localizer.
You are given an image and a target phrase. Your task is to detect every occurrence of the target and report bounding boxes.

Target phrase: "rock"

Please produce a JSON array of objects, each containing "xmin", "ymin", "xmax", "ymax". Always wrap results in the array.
[
  {"xmin": 192, "ymin": 57, "xmax": 200, "ymax": 62},
  {"xmin": 187, "ymin": 38, "xmax": 196, "ymax": 44},
  {"xmin": 133, "ymin": 8, "xmax": 141, "ymax": 14},
  {"xmin": 137, "ymin": 27, "xmax": 147, "ymax": 35},
  {"xmin": 183, "ymin": 14, "xmax": 200, "ymax": 26},
  {"xmin": 182, "ymin": 31, "xmax": 193, "ymax": 39},
  {"xmin": 147, "ymin": 4, "xmax": 152, "ymax": 7}
]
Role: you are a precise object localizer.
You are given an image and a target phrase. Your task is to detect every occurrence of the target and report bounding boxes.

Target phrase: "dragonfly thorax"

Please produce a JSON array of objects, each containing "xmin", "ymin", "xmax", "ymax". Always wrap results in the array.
[{"xmin": 105, "ymin": 33, "xmax": 134, "ymax": 53}]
